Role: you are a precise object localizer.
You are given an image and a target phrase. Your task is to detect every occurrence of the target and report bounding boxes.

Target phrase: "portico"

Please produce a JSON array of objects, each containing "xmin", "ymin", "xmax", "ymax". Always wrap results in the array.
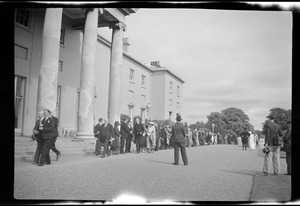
[{"xmin": 36, "ymin": 8, "xmax": 137, "ymax": 138}]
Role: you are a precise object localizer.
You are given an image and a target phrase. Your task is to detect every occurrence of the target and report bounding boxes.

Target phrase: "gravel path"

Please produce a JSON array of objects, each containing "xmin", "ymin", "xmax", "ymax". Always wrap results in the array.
[{"xmin": 14, "ymin": 144, "xmax": 287, "ymax": 202}]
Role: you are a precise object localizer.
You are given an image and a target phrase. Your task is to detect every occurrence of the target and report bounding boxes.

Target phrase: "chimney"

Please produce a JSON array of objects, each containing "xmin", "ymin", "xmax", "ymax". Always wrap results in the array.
[
  {"xmin": 150, "ymin": 61, "xmax": 161, "ymax": 67},
  {"xmin": 123, "ymin": 37, "xmax": 130, "ymax": 53}
]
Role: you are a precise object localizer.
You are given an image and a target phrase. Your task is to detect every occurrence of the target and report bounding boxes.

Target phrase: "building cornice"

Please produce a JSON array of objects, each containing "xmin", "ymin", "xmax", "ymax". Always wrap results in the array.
[{"xmin": 152, "ymin": 69, "xmax": 185, "ymax": 84}]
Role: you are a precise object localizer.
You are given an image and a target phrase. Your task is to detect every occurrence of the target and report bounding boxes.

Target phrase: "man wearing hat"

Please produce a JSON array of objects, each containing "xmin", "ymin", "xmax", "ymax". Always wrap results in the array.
[
  {"xmin": 263, "ymin": 115, "xmax": 283, "ymax": 175},
  {"xmin": 283, "ymin": 120, "xmax": 291, "ymax": 175},
  {"xmin": 171, "ymin": 114, "xmax": 188, "ymax": 166}
]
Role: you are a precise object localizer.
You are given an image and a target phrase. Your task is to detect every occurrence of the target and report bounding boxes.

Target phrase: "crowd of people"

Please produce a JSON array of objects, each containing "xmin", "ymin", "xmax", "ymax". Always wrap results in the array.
[{"xmin": 29, "ymin": 110, "xmax": 291, "ymax": 175}]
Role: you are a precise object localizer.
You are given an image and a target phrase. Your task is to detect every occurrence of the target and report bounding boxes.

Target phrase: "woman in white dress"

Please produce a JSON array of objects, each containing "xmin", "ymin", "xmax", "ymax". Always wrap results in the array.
[{"xmin": 248, "ymin": 131, "xmax": 256, "ymax": 150}]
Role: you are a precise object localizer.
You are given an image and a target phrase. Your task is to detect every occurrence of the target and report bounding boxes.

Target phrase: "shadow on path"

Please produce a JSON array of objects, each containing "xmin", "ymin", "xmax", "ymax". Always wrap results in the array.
[{"xmin": 145, "ymin": 159, "xmax": 172, "ymax": 165}]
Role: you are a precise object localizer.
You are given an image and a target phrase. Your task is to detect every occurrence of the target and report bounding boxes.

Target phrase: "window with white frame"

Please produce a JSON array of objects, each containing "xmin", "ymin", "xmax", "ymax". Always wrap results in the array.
[
  {"xmin": 129, "ymin": 69, "xmax": 135, "ymax": 83},
  {"xmin": 141, "ymin": 75, "xmax": 146, "ymax": 88},
  {"xmin": 15, "ymin": 44, "xmax": 28, "ymax": 60},
  {"xmin": 58, "ymin": 60, "xmax": 63, "ymax": 72},
  {"xmin": 177, "ymin": 85, "xmax": 180, "ymax": 97},
  {"xmin": 169, "ymin": 81, "xmax": 173, "ymax": 93},
  {"xmin": 169, "ymin": 99, "xmax": 172, "ymax": 106},
  {"xmin": 177, "ymin": 102, "xmax": 180, "ymax": 108},
  {"xmin": 15, "ymin": 8, "xmax": 31, "ymax": 28},
  {"xmin": 129, "ymin": 90, "xmax": 134, "ymax": 99},
  {"xmin": 60, "ymin": 28, "xmax": 65, "ymax": 45},
  {"xmin": 128, "ymin": 105, "xmax": 134, "ymax": 121},
  {"xmin": 56, "ymin": 85, "xmax": 62, "ymax": 119},
  {"xmin": 141, "ymin": 94, "xmax": 146, "ymax": 102}
]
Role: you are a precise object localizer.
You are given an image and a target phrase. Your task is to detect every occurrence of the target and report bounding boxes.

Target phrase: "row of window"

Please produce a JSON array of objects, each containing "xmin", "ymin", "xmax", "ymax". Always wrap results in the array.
[
  {"xmin": 130, "ymin": 68, "xmax": 181, "ymax": 97},
  {"xmin": 169, "ymin": 81, "xmax": 180, "ymax": 97},
  {"xmin": 169, "ymin": 99, "xmax": 180, "ymax": 108},
  {"xmin": 129, "ymin": 68, "xmax": 146, "ymax": 88},
  {"xmin": 15, "ymin": 9, "xmax": 65, "ymax": 45}
]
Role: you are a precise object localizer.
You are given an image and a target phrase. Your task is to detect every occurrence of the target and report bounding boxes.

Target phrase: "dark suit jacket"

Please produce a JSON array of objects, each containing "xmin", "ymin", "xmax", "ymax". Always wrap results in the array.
[
  {"xmin": 51, "ymin": 116, "xmax": 59, "ymax": 138},
  {"xmin": 41, "ymin": 116, "xmax": 54, "ymax": 139},
  {"xmin": 240, "ymin": 131, "xmax": 250, "ymax": 143},
  {"xmin": 133, "ymin": 123, "xmax": 144, "ymax": 135},
  {"xmin": 120, "ymin": 121, "xmax": 130, "ymax": 138},
  {"xmin": 171, "ymin": 122, "xmax": 186, "ymax": 142},
  {"xmin": 265, "ymin": 121, "xmax": 282, "ymax": 146},
  {"xmin": 33, "ymin": 118, "xmax": 43, "ymax": 140},
  {"xmin": 283, "ymin": 126, "xmax": 291, "ymax": 152},
  {"xmin": 94, "ymin": 123, "xmax": 102, "ymax": 138},
  {"xmin": 100, "ymin": 123, "xmax": 113, "ymax": 143}
]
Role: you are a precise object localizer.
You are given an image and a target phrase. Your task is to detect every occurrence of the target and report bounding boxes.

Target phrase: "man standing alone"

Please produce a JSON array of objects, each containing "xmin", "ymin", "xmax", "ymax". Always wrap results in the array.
[
  {"xmin": 171, "ymin": 114, "xmax": 188, "ymax": 166},
  {"xmin": 263, "ymin": 115, "xmax": 283, "ymax": 175},
  {"xmin": 240, "ymin": 128, "xmax": 250, "ymax": 151}
]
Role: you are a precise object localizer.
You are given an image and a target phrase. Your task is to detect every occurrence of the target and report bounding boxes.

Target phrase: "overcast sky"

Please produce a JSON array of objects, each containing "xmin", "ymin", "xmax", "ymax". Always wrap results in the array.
[{"xmin": 99, "ymin": 4, "xmax": 293, "ymax": 131}]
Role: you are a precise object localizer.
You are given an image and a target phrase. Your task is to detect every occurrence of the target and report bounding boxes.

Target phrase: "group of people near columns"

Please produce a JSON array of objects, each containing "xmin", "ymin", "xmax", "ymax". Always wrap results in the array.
[
  {"xmin": 93, "ymin": 115, "xmax": 183, "ymax": 158},
  {"xmin": 32, "ymin": 109, "xmax": 61, "ymax": 166}
]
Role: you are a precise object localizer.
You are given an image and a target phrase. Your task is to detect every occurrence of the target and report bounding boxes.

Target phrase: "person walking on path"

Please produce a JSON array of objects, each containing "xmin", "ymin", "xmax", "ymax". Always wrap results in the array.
[
  {"xmin": 33, "ymin": 111, "xmax": 44, "ymax": 164},
  {"xmin": 171, "ymin": 114, "xmax": 188, "ymax": 166},
  {"xmin": 240, "ymin": 128, "xmax": 250, "ymax": 151},
  {"xmin": 283, "ymin": 120, "xmax": 291, "ymax": 175},
  {"xmin": 94, "ymin": 118, "xmax": 103, "ymax": 156},
  {"xmin": 47, "ymin": 114, "xmax": 61, "ymax": 161},
  {"xmin": 37, "ymin": 109, "xmax": 55, "ymax": 166},
  {"xmin": 248, "ymin": 131, "xmax": 256, "ymax": 151},
  {"xmin": 263, "ymin": 115, "xmax": 283, "ymax": 175}
]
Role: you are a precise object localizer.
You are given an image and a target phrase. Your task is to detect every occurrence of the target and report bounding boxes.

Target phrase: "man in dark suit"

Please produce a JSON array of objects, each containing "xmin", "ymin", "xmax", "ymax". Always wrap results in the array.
[
  {"xmin": 263, "ymin": 115, "xmax": 283, "ymax": 175},
  {"xmin": 125, "ymin": 121, "xmax": 133, "ymax": 153},
  {"xmin": 120, "ymin": 117, "xmax": 130, "ymax": 154},
  {"xmin": 283, "ymin": 120, "xmax": 291, "ymax": 175},
  {"xmin": 33, "ymin": 111, "xmax": 44, "ymax": 164},
  {"xmin": 38, "ymin": 109, "xmax": 55, "ymax": 166},
  {"xmin": 100, "ymin": 119, "xmax": 114, "ymax": 158},
  {"xmin": 240, "ymin": 128, "xmax": 250, "ymax": 151},
  {"xmin": 45, "ymin": 115, "xmax": 61, "ymax": 162},
  {"xmin": 171, "ymin": 114, "xmax": 188, "ymax": 166},
  {"xmin": 133, "ymin": 117, "xmax": 144, "ymax": 154},
  {"xmin": 94, "ymin": 118, "xmax": 103, "ymax": 156}
]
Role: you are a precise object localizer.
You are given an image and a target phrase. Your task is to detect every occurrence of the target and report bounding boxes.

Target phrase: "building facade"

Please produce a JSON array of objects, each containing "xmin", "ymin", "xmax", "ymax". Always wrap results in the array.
[{"xmin": 14, "ymin": 8, "xmax": 184, "ymax": 138}]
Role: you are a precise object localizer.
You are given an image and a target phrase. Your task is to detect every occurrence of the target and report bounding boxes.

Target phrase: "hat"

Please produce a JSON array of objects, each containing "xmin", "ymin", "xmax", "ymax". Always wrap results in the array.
[
  {"xmin": 114, "ymin": 121, "xmax": 120, "ymax": 126},
  {"xmin": 149, "ymin": 121, "xmax": 154, "ymax": 125},
  {"xmin": 176, "ymin": 114, "xmax": 182, "ymax": 121}
]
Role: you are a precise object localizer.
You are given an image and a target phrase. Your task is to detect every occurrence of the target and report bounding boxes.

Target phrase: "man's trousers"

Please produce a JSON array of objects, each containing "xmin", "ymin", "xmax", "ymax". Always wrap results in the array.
[
  {"xmin": 173, "ymin": 140, "xmax": 188, "ymax": 165},
  {"xmin": 263, "ymin": 146, "xmax": 281, "ymax": 174}
]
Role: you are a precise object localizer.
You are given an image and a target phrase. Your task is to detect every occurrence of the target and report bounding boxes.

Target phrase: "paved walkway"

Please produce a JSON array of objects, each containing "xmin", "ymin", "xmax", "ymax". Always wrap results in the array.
[{"xmin": 14, "ymin": 144, "xmax": 291, "ymax": 203}]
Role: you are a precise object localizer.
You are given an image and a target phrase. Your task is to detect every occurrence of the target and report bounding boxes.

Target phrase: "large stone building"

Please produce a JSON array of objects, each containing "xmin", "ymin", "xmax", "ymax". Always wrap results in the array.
[{"xmin": 14, "ymin": 8, "xmax": 184, "ymax": 138}]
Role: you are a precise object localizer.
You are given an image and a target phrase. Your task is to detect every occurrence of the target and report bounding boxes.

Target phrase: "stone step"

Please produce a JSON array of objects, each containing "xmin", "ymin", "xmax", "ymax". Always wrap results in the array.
[{"xmin": 15, "ymin": 136, "xmax": 97, "ymax": 163}]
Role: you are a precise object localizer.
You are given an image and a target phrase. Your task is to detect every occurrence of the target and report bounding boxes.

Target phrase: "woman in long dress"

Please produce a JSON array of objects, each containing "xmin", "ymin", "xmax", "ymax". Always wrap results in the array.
[{"xmin": 248, "ymin": 131, "xmax": 256, "ymax": 150}]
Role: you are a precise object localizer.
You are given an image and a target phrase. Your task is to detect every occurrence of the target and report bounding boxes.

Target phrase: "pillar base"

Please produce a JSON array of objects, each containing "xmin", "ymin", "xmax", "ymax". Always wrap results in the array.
[{"xmin": 76, "ymin": 133, "xmax": 95, "ymax": 140}]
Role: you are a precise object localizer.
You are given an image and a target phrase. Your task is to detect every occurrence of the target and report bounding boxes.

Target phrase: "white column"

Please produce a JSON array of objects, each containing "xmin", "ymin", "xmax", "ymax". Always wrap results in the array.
[
  {"xmin": 108, "ymin": 23, "xmax": 125, "ymax": 125},
  {"xmin": 77, "ymin": 8, "xmax": 99, "ymax": 138},
  {"xmin": 36, "ymin": 8, "xmax": 63, "ymax": 114}
]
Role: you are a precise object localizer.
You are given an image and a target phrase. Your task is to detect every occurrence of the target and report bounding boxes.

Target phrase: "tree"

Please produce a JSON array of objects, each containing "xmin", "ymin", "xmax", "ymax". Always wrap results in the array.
[
  {"xmin": 264, "ymin": 107, "xmax": 291, "ymax": 130},
  {"xmin": 206, "ymin": 107, "xmax": 254, "ymax": 137}
]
